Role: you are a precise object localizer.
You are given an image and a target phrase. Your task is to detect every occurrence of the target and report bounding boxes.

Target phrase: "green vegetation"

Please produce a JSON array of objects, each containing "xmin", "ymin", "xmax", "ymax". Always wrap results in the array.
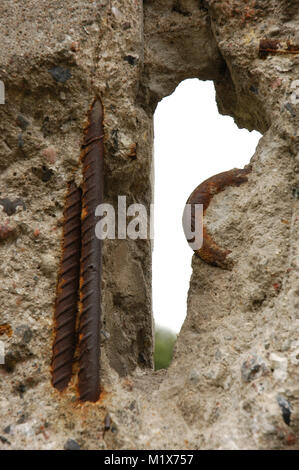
[{"xmin": 154, "ymin": 326, "xmax": 177, "ymax": 371}]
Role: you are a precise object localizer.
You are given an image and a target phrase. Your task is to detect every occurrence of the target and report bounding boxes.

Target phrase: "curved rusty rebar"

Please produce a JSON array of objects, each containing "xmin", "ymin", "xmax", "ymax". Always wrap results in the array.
[
  {"xmin": 78, "ymin": 98, "xmax": 104, "ymax": 402},
  {"xmin": 52, "ymin": 181, "xmax": 82, "ymax": 391},
  {"xmin": 184, "ymin": 167, "xmax": 251, "ymax": 269}
]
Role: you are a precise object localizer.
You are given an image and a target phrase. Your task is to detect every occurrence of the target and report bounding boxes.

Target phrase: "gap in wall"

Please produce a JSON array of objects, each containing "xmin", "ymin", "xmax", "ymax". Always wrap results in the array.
[{"xmin": 153, "ymin": 78, "xmax": 261, "ymax": 369}]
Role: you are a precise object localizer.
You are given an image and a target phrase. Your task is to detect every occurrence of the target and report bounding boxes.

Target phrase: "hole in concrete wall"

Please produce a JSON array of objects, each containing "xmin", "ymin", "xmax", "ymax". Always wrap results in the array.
[{"xmin": 153, "ymin": 78, "xmax": 261, "ymax": 370}]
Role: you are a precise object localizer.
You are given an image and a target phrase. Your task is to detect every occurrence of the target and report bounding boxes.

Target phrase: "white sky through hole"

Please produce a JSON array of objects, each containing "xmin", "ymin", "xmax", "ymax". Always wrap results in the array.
[{"xmin": 153, "ymin": 79, "xmax": 261, "ymax": 334}]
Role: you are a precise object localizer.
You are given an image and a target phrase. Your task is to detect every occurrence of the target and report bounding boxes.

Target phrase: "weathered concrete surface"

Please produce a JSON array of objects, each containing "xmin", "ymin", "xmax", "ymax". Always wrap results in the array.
[{"xmin": 0, "ymin": 0, "xmax": 298, "ymax": 449}]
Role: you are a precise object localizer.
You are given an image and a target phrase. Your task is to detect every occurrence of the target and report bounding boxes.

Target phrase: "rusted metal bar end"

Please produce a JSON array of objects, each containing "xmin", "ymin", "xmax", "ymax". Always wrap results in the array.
[
  {"xmin": 52, "ymin": 181, "xmax": 82, "ymax": 391},
  {"xmin": 259, "ymin": 39, "xmax": 299, "ymax": 59},
  {"xmin": 184, "ymin": 167, "xmax": 252, "ymax": 270},
  {"xmin": 78, "ymin": 98, "xmax": 104, "ymax": 402}
]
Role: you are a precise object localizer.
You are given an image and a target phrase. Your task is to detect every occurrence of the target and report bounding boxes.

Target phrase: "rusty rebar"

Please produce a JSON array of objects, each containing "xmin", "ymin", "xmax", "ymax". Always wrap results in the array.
[
  {"xmin": 52, "ymin": 181, "xmax": 82, "ymax": 391},
  {"xmin": 259, "ymin": 39, "xmax": 299, "ymax": 59},
  {"xmin": 78, "ymin": 98, "xmax": 104, "ymax": 402},
  {"xmin": 184, "ymin": 167, "xmax": 251, "ymax": 269}
]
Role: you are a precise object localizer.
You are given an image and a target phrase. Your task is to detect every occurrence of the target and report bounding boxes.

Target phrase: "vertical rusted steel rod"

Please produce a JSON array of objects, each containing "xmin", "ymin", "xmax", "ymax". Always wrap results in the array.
[
  {"xmin": 78, "ymin": 98, "xmax": 104, "ymax": 402},
  {"xmin": 52, "ymin": 181, "xmax": 82, "ymax": 391}
]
